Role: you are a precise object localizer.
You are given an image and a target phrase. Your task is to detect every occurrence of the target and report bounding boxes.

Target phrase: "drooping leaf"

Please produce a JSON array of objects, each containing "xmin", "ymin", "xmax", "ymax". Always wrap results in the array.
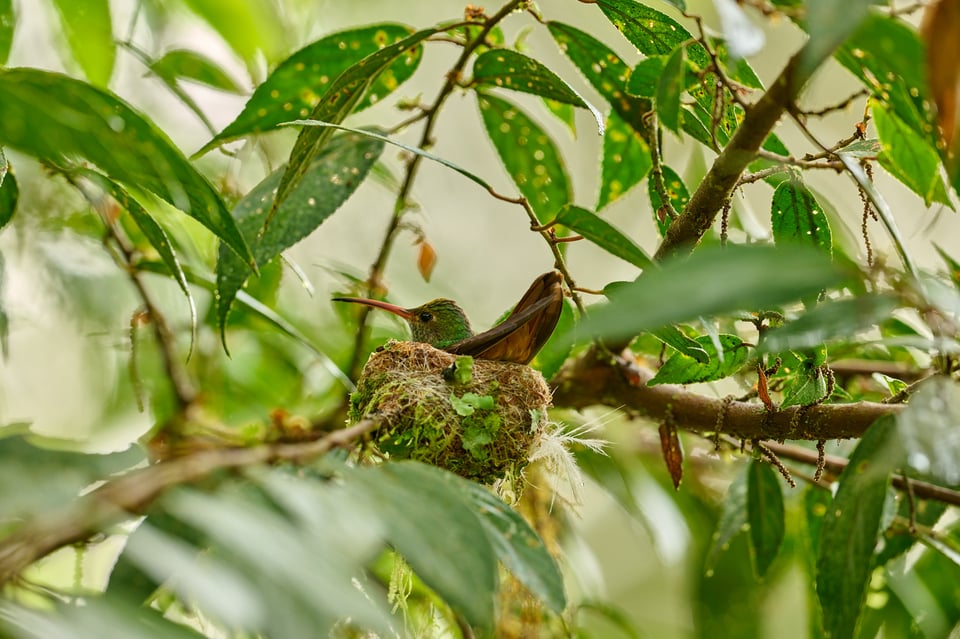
[
  {"xmin": 649, "ymin": 334, "xmax": 749, "ymax": 385},
  {"xmin": 705, "ymin": 465, "xmax": 748, "ymax": 572},
  {"xmin": 477, "ymin": 92, "xmax": 571, "ymax": 223},
  {"xmin": 873, "ymin": 101, "xmax": 951, "ymax": 207},
  {"xmin": 759, "ymin": 295, "xmax": 899, "ymax": 353},
  {"xmin": 897, "ymin": 376, "xmax": 960, "ymax": 486},
  {"xmin": 272, "ymin": 27, "xmax": 439, "ymax": 217},
  {"xmin": 49, "ymin": 0, "xmax": 115, "ymax": 86},
  {"xmin": 835, "ymin": 13, "xmax": 937, "ymax": 147},
  {"xmin": 458, "ymin": 473, "xmax": 566, "ymax": 613},
  {"xmin": 555, "ymin": 204, "xmax": 651, "ymax": 269},
  {"xmin": 0, "ymin": 0, "xmax": 14, "ymax": 65},
  {"xmin": 800, "ymin": 0, "xmax": 875, "ymax": 83},
  {"xmin": 199, "ymin": 24, "xmax": 420, "ymax": 154},
  {"xmin": 817, "ymin": 415, "xmax": 903, "ymax": 639},
  {"xmin": 0, "ymin": 68, "xmax": 255, "ymax": 267},
  {"xmin": 181, "ymin": 0, "xmax": 284, "ymax": 71},
  {"xmin": 472, "ymin": 48, "xmax": 603, "ymax": 133},
  {"xmin": 649, "ymin": 325, "xmax": 709, "ymax": 363},
  {"xmin": 579, "ymin": 244, "xmax": 849, "ymax": 342},
  {"xmin": 648, "ymin": 165, "xmax": 689, "ymax": 237},
  {"xmin": 657, "ymin": 45, "xmax": 686, "ymax": 133},
  {"xmin": 217, "ymin": 132, "xmax": 383, "ymax": 342},
  {"xmin": 0, "ymin": 156, "xmax": 16, "ymax": 230},
  {"xmin": 150, "ymin": 49, "xmax": 245, "ymax": 93},
  {"xmin": 597, "ymin": 111, "xmax": 652, "ymax": 210},
  {"xmin": 771, "ymin": 179, "xmax": 833, "ymax": 253},
  {"xmin": 76, "ymin": 169, "xmax": 197, "ymax": 345},
  {"xmin": 747, "ymin": 459, "xmax": 785, "ymax": 577},
  {"xmin": 658, "ymin": 421, "xmax": 683, "ymax": 489},
  {"xmin": 547, "ymin": 21, "xmax": 653, "ymax": 131}
]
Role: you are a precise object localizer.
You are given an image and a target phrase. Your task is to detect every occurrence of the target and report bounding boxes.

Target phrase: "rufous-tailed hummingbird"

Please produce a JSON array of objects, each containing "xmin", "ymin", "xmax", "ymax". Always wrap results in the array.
[{"xmin": 333, "ymin": 271, "xmax": 564, "ymax": 365}]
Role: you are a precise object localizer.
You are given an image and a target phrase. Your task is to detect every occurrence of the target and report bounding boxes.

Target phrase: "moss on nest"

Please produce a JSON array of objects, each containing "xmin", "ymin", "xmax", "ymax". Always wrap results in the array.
[{"xmin": 347, "ymin": 340, "xmax": 552, "ymax": 484}]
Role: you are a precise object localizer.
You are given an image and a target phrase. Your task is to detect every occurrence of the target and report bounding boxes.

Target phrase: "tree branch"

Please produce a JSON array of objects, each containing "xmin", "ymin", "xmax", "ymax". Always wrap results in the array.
[
  {"xmin": 550, "ymin": 349, "xmax": 902, "ymax": 441},
  {"xmin": 0, "ymin": 419, "xmax": 379, "ymax": 587}
]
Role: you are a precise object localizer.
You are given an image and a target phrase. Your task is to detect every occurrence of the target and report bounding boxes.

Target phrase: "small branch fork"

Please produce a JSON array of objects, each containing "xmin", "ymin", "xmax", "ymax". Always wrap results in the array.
[{"xmin": 0, "ymin": 418, "xmax": 380, "ymax": 587}]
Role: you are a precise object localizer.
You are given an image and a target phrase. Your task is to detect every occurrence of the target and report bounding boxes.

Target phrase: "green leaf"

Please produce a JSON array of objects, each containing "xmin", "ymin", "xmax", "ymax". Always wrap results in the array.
[
  {"xmin": 542, "ymin": 98, "xmax": 576, "ymax": 135},
  {"xmin": 876, "ymin": 497, "xmax": 947, "ymax": 567},
  {"xmin": 472, "ymin": 49, "xmax": 603, "ymax": 133},
  {"xmin": 934, "ymin": 244, "xmax": 960, "ymax": 287},
  {"xmin": 817, "ymin": 415, "xmax": 903, "ymax": 639},
  {"xmin": 0, "ymin": 68, "xmax": 254, "ymax": 268},
  {"xmin": 799, "ymin": 0, "xmax": 875, "ymax": 83},
  {"xmin": 477, "ymin": 92, "xmax": 571, "ymax": 223},
  {"xmin": 199, "ymin": 24, "xmax": 420, "ymax": 154},
  {"xmin": 579, "ymin": 244, "xmax": 849, "ymax": 342},
  {"xmin": 348, "ymin": 462, "xmax": 498, "ymax": 633},
  {"xmin": 656, "ymin": 45, "xmax": 686, "ymax": 133},
  {"xmin": 0, "ymin": 159, "xmax": 17, "ymax": 231},
  {"xmin": 547, "ymin": 22, "xmax": 653, "ymax": 130},
  {"xmin": 181, "ymin": 0, "xmax": 284, "ymax": 71},
  {"xmin": 534, "ymin": 297, "xmax": 576, "ymax": 379},
  {"xmin": 555, "ymin": 204, "xmax": 651, "ymax": 269},
  {"xmin": 897, "ymin": 376, "xmax": 960, "ymax": 486},
  {"xmin": 835, "ymin": 13, "xmax": 936, "ymax": 146},
  {"xmin": 650, "ymin": 325, "xmax": 709, "ymax": 363},
  {"xmin": 771, "ymin": 179, "xmax": 833, "ymax": 253},
  {"xmin": 272, "ymin": 26, "xmax": 439, "ymax": 217},
  {"xmin": 705, "ymin": 465, "xmax": 748, "ymax": 573},
  {"xmin": 217, "ymin": 132, "xmax": 383, "ymax": 343},
  {"xmin": 747, "ymin": 459, "xmax": 785, "ymax": 577},
  {"xmin": 595, "ymin": 0, "xmax": 708, "ymax": 68},
  {"xmin": 597, "ymin": 110, "xmax": 652, "ymax": 210},
  {"xmin": 648, "ymin": 165, "xmax": 689, "ymax": 237},
  {"xmin": 49, "ymin": 0, "xmax": 115, "ymax": 86},
  {"xmin": 626, "ymin": 56, "xmax": 665, "ymax": 98},
  {"xmin": 150, "ymin": 49, "xmax": 244, "ymax": 93},
  {"xmin": 76, "ymin": 169, "xmax": 196, "ymax": 345},
  {"xmin": 780, "ymin": 360, "xmax": 829, "ymax": 408},
  {"xmin": 648, "ymin": 334, "xmax": 749, "ymax": 385},
  {"xmin": 0, "ymin": 0, "xmax": 13, "ymax": 65},
  {"xmin": 873, "ymin": 101, "xmax": 950, "ymax": 207},
  {"xmin": 458, "ymin": 474, "xmax": 566, "ymax": 613},
  {"xmin": 759, "ymin": 295, "xmax": 899, "ymax": 353}
]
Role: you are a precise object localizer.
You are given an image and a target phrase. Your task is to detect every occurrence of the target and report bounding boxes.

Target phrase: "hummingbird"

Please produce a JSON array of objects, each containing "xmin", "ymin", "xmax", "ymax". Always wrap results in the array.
[{"xmin": 333, "ymin": 271, "xmax": 564, "ymax": 365}]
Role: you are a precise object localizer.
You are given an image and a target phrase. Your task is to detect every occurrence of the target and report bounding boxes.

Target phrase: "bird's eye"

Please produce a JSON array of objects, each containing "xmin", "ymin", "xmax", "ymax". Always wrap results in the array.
[{"xmin": 418, "ymin": 311, "xmax": 433, "ymax": 322}]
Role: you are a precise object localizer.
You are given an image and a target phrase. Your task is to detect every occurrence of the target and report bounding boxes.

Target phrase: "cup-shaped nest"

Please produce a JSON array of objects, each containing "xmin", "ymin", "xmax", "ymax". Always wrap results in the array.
[{"xmin": 348, "ymin": 341, "xmax": 552, "ymax": 483}]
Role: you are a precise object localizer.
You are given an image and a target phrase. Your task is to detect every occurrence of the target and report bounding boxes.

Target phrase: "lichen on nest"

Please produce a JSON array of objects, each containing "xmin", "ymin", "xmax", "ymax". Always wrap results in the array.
[{"xmin": 347, "ymin": 340, "xmax": 552, "ymax": 484}]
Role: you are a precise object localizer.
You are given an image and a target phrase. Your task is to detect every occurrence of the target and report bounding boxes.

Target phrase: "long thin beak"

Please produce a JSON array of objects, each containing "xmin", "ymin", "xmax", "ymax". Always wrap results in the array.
[{"xmin": 331, "ymin": 297, "xmax": 414, "ymax": 320}]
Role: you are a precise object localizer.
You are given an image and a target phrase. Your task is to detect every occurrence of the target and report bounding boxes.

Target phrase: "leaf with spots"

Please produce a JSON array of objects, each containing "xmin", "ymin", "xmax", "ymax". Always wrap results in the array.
[
  {"xmin": 472, "ymin": 49, "xmax": 603, "ymax": 133},
  {"xmin": 199, "ymin": 24, "xmax": 420, "ymax": 155},
  {"xmin": 747, "ymin": 459, "xmax": 785, "ymax": 578},
  {"xmin": 626, "ymin": 56, "xmax": 665, "ymax": 98},
  {"xmin": 771, "ymin": 180, "xmax": 833, "ymax": 253},
  {"xmin": 597, "ymin": 110, "xmax": 652, "ymax": 210},
  {"xmin": 547, "ymin": 22, "xmax": 653, "ymax": 133},
  {"xmin": 817, "ymin": 415, "xmax": 903, "ymax": 639},
  {"xmin": 150, "ymin": 49, "xmax": 245, "ymax": 94},
  {"xmin": 477, "ymin": 92, "xmax": 571, "ymax": 223},
  {"xmin": 75, "ymin": 168, "xmax": 197, "ymax": 347},
  {"xmin": 0, "ymin": 68, "xmax": 255, "ymax": 268},
  {"xmin": 873, "ymin": 101, "xmax": 951, "ymax": 207},
  {"xmin": 556, "ymin": 204, "xmax": 651, "ymax": 269},
  {"xmin": 780, "ymin": 360, "xmax": 830, "ymax": 409},
  {"xmin": 648, "ymin": 334, "xmax": 750, "ymax": 385},
  {"xmin": 542, "ymin": 98, "xmax": 576, "ymax": 136},
  {"xmin": 595, "ymin": 0, "xmax": 710, "ymax": 68},
  {"xmin": 648, "ymin": 165, "xmax": 689, "ymax": 237},
  {"xmin": 217, "ymin": 132, "xmax": 384, "ymax": 344},
  {"xmin": 835, "ymin": 13, "xmax": 937, "ymax": 147},
  {"xmin": 50, "ymin": 0, "xmax": 115, "ymax": 86},
  {"xmin": 272, "ymin": 26, "xmax": 439, "ymax": 222}
]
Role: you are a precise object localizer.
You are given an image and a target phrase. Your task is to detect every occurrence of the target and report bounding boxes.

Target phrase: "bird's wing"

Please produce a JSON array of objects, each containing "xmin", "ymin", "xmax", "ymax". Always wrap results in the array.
[{"xmin": 445, "ymin": 271, "xmax": 563, "ymax": 364}]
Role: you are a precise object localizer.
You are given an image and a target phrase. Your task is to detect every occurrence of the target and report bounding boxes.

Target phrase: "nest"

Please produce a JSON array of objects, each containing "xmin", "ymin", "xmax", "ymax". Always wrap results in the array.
[{"xmin": 347, "ymin": 341, "xmax": 552, "ymax": 484}]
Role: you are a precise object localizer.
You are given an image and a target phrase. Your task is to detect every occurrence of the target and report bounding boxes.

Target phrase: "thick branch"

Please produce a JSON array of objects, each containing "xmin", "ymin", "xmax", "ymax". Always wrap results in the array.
[
  {"xmin": 550, "ymin": 349, "xmax": 902, "ymax": 441},
  {"xmin": 0, "ymin": 419, "xmax": 379, "ymax": 586}
]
